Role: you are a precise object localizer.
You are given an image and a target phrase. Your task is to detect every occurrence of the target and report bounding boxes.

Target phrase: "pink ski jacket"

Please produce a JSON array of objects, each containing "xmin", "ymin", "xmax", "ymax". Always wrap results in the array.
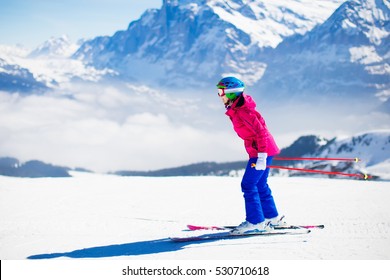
[{"xmin": 225, "ymin": 94, "xmax": 280, "ymax": 158}]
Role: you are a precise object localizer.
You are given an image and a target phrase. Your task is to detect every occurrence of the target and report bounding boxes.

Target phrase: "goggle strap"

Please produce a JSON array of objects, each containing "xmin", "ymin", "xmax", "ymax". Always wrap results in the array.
[{"xmin": 223, "ymin": 87, "xmax": 244, "ymax": 94}]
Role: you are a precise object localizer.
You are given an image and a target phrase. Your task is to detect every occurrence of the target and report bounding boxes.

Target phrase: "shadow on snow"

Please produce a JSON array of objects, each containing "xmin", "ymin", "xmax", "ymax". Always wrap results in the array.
[
  {"xmin": 26, "ymin": 236, "xmax": 236, "ymax": 259},
  {"xmin": 27, "ymin": 233, "xmax": 305, "ymax": 259}
]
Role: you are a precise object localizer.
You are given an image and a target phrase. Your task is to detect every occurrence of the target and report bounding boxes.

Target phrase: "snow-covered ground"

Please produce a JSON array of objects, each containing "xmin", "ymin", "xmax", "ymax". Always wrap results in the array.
[{"xmin": 1, "ymin": 171, "xmax": 389, "ymax": 261}]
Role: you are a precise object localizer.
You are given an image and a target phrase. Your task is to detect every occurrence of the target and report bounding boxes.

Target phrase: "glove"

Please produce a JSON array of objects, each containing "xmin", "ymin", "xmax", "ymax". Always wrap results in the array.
[{"xmin": 255, "ymin": 153, "xmax": 267, "ymax": 170}]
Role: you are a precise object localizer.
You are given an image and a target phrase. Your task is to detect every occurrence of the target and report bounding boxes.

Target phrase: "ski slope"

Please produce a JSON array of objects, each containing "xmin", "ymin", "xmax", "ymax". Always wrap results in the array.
[{"xmin": 0, "ymin": 171, "xmax": 389, "ymax": 260}]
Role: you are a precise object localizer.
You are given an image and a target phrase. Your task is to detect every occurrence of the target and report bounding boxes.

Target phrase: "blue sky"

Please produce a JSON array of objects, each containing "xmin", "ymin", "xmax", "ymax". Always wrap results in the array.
[{"xmin": 0, "ymin": 0, "xmax": 162, "ymax": 48}]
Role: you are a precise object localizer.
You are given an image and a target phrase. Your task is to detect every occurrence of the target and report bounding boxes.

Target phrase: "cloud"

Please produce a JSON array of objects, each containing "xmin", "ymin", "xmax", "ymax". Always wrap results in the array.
[
  {"xmin": 0, "ymin": 85, "xmax": 242, "ymax": 172},
  {"xmin": 1, "ymin": 81, "xmax": 389, "ymax": 173}
]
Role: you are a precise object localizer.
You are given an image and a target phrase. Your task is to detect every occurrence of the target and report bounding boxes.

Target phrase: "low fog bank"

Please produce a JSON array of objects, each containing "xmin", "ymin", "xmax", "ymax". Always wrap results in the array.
[{"xmin": 0, "ymin": 81, "xmax": 388, "ymax": 172}]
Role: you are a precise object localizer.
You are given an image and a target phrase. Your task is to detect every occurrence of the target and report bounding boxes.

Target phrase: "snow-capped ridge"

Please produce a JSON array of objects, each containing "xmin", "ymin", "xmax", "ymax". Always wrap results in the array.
[
  {"xmin": 315, "ymin": 130, "xmax": 390, "ymax": 166},
  {"xmin": 73, "ymin": 0, "xmax": 345, "ymax": 87},
  {"xmin": 2, "ymin": 0, "xmax": 388, "ymax": 100},
  {"xmin": 0, "ymin": 58, "xmax": 48, "ymax": 92},
  {"xmin": 0, "ymin": 35, "xmax": 115, "ymax": 91},
  {"xmin": 314, "ymin": 0, "xmax": 389, "ymax": 46},
  {"xmin": 257, "ymin": 0, "xmax": 389, "ymax": 101},
  {"xmin": 270, "ymin": 129, "xmax": 390, "ymax": 180},
  {"xmin": 29, "ymin": 35, "xmax": 80, "ymax": 58},
  {"xmin": 289, "ymin": 130, "xmax": 390, "ymax": 168}
]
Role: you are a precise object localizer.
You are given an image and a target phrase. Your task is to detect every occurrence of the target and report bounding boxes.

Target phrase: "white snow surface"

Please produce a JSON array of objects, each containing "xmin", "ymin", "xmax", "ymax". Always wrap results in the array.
[{"xmin": 1, "ymin": 171, "xmax": 389, "ymax": 260}]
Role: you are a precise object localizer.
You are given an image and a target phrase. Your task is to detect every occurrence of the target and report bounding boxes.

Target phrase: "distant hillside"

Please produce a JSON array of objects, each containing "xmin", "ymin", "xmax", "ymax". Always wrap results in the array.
[
  {"xmin": 114, "ymin": 161, "xmax": 247, "ymax": 177},
  {"xmin": 0, "ymin": 157, "xmax": 71, "ymax": 178}
]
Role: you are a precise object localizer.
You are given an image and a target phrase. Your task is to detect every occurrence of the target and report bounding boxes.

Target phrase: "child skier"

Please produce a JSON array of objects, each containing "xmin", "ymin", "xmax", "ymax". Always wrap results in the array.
[{"xmin": 216, "ymin": 76, "xmax": 286, "ymax": 235}]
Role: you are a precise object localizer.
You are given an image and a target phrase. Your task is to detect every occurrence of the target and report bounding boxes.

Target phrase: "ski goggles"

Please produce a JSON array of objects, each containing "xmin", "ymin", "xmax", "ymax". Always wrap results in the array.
[
  {"xmin": 217, "ymin": 88, "xmax": 226, "ymax": 97},
  {"xmin": 217, "ymin": 87, "xmax": 245, "ymax": 97}
]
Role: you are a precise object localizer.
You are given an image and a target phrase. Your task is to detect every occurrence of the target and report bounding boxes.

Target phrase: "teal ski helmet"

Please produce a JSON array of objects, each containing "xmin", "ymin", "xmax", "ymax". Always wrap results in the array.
[{"xmin": 216, "ymin": 77, "xmax": 245, "ymax": 100}]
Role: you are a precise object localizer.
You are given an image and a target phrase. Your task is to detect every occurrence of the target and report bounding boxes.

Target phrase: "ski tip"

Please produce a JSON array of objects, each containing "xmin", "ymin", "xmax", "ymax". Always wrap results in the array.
[
  {"xmin": 186, "ymin": 225, "xmax": 198, "ymax": 230},
  {"xmin": 187, "ymin": 224, "xmax": 214, "ymax": 230},
  {"xmin": 187, "ymin": 224, "xmax": 227, "ymax": 231}
]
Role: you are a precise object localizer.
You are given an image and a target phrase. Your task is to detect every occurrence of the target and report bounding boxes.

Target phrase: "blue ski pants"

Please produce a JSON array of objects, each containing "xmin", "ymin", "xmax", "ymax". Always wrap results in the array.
[{"xmin": 241, "ymin": 156, "xmax": 278, "ymax": 224}]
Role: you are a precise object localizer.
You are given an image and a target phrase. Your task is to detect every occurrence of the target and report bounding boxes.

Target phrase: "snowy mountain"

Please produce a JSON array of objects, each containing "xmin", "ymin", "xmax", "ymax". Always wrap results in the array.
[
  {"xmin": 274, "ymin": 130, "xmax": 390, "ymax": 179},
  {"xmin": 0, "ymin": 58, "xmax": 48, "ymax": 93},
  {"xmin": 315, "ymin": 131, "xmax": 390, "ymax": 166},
  {"xmin": 257, "ymin": 0, "xmax": 390, "ymax": 101},
  {"xmin": 73, "ymin": 0, "xmax": 345, "ymax": 87},
  {"xmin": 0, "ymin": 38, "xmax": 114, "ymax": 91},
  {"xmin": 278, "ymin": 131, "xmax": 390, "ymax": 167},
  {"xmin": 28, "ymin": 35, "xmax": 80, "ymax": 58},
  {"xmin": 1, "ymin": 0, "xmax": 388, "ymax": 102}
]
